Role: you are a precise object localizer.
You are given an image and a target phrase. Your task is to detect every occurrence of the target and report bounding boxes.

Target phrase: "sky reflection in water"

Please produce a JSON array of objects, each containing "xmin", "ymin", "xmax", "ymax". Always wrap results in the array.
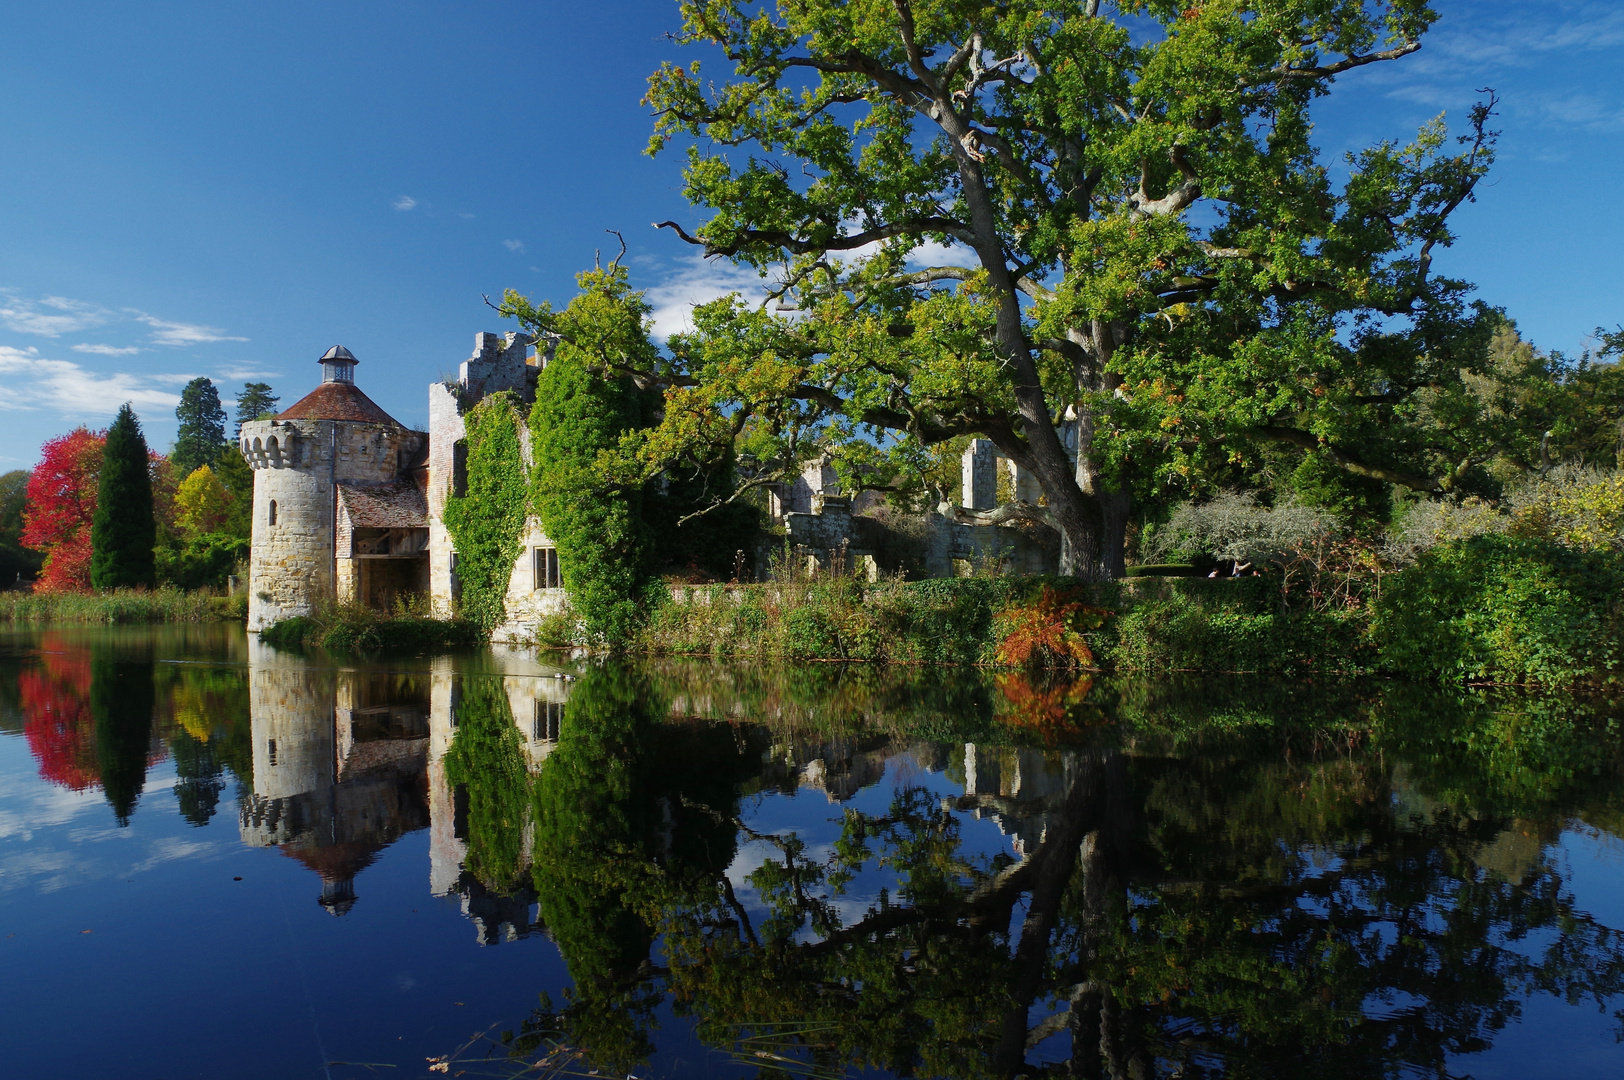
[{"xmin": 1, "ymin": 624, "xmax": 1622, "ymax": 1080}]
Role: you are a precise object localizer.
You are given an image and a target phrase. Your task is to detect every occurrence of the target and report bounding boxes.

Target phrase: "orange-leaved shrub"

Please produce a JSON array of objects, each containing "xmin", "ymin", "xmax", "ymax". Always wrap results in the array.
[{"xmin": 992, "ymin": 586, "xmax": 1109, "ymax": 669}]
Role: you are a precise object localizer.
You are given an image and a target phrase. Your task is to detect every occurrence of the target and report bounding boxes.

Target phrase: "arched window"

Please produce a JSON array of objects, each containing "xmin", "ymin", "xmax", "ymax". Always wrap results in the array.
[{"xmin": 268, "ymin": 500, "xmax": 278, "ymax": 526}]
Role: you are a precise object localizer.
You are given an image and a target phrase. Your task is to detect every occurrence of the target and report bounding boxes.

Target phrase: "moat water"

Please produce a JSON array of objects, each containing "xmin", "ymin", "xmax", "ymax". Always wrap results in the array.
[{"xmin": 2, "ymin": 625, "xmax": 1623, "ymax": 1079}]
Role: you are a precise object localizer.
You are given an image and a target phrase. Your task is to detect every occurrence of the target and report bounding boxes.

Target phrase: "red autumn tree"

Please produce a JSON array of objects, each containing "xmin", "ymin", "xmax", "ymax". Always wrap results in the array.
[{"xmin": 22, "ymin": 427, "xmax": 105, "ymax": 592}]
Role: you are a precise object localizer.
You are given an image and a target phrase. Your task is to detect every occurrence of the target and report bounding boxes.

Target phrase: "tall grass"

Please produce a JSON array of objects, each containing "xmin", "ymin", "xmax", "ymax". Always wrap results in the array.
[
  {"xmin": 0, "ymin": 587, "xmax": 238, "ymax": 624},
  {"xmin": 633, "ymin": 568, "xmax": 1373, "ymax": 676}
]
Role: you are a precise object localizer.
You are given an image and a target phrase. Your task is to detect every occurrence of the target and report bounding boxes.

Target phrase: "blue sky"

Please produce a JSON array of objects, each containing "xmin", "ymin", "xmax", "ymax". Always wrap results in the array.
[{"xmin": 0, "ymin": 1, "xmax": 1619, "ymax": 467}]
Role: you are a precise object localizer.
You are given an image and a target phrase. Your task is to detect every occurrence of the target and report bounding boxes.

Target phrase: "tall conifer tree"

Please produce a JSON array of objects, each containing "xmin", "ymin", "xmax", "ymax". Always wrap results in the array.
[
  {"xmin": 234, "ymin": 382, "xmax": 278, "ymax": 437},
  {"xmin": 172, "ymin": 377, "xmax": 227, "ymax": 474},
  {"xmin": 91, "ymin": 404, "xmax": 157, "ymax": 590}
]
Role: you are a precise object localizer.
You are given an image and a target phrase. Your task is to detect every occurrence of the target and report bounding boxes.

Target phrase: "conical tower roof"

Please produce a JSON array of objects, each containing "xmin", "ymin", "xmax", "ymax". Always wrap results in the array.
[{"xmin": 276, "ymin": 345, "xmax": 404, "ymax": 425}]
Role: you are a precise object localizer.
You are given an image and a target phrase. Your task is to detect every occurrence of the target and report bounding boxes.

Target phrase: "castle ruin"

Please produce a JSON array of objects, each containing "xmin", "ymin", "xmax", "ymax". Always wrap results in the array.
[{"xmin": 243, "ymin": 335, "xmax": 1060, "ymax": 638}]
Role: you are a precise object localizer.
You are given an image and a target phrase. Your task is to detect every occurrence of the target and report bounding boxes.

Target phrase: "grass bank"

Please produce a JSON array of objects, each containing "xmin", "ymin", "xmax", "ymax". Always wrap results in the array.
[
  {"xmin": 632, "ymin": 534, "xmax": 1623, "ymax": 689},
  {"xmin": 0, "ymin": 587, "xmax": 243, "ymax": 624},
  {"xmin": 636, "ymin": 575, "xmax": 1375, "ymax": 678},
  {"xmin": 260, "ymin": 606, "xmax": 483, "ymax": 655}
]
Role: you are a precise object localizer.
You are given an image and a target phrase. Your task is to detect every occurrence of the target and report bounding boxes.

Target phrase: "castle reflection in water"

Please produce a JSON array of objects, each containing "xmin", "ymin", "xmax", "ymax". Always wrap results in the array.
[{"xmin": 238, "ymin": 639, "xmax": 1061, "ymax": 936}]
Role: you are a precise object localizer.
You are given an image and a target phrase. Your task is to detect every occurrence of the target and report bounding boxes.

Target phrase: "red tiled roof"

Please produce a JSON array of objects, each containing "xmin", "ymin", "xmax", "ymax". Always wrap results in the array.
[
  {"xmin": 337, "ymin": 480, "xmax": 428, "ymax": 529},
  {"xmin": 278, "ymin": 381, "xmax": 403, "ymax": 425}
]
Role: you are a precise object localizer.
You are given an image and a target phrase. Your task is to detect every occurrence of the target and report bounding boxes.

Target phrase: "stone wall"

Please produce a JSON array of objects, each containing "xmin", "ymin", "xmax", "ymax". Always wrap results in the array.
[
  {"xmin": 490, "ymin": 516, "xmax": 569, "ymax": 644},
  {"xmin": 458, "ymin": 331, "xmax": 536, "ymax": 401},
  {"xmin": 425, "ymin": 382, "xmax": 465, "ymax": 613},
  {"xmin": 243, "ymin": 420, "xmax": 337, "ymax": 632},
  {"xmin": 427, "ymin": 332, "xmax": 557, "ymax": 637}
]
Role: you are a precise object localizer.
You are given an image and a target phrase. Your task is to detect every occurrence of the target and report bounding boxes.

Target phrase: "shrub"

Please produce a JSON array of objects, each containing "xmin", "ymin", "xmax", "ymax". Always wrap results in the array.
[
  {"xmin": 1509, "ymin": 467, "xmax": 1624, "ymax": 552},
  {"xmin": 1373, "ymin": 535, "xmax": 1624, "ymax": 688},
  {"xmin": 992, "ymin": 586, "xmax": 1106, "ymax": 669},
  {"xmin": 260, "ymin": 605, "xmax": 483, "ymax": 654}
]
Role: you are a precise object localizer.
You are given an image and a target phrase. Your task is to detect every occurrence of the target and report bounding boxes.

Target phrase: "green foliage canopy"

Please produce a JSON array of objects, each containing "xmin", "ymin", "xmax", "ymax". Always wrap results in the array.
[
  {"xmin": 0, "ymin": 470, "xmax": 44, "ymax": 584},
  {"xmin": 619, "ymin": 0, "xmax": 1494, "ymax": 577},
  {"xmin": 525, "ymin": 266, "xmax": 658, "ymax": 643},
  {"xmin": 233, "ymin": 382, "xmax": 279, "ymax": 437}
]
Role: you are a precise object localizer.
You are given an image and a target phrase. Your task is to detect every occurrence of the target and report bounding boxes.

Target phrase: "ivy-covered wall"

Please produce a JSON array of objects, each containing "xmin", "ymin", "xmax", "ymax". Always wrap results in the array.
[
  {"xmin": 443, "ymin": 392, "xmax": 530, "ymax": 633},
  {"xmin": 530, "ymin": 350, "xmax": 654, "ymax": 643}
]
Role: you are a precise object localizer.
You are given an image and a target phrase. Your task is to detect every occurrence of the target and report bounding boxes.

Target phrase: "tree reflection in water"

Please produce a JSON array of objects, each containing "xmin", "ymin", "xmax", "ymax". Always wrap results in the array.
[
  {"xmin": 4, "ymin": 630, "xmax": 1620, "ymax": 1077},
  {"xmin": 8, "ymin": 629, "xmax": 254, "ymax": 826},
  {"xmin": 433, "ymin": 668, "xmax": 1624, "ymax": 1080}
]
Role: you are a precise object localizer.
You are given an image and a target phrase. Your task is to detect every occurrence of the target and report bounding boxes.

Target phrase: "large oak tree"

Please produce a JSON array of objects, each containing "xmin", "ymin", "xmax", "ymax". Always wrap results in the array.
[{"xmin": 580, "ymin": 0, "xmax": 1498, "ymax": 577}]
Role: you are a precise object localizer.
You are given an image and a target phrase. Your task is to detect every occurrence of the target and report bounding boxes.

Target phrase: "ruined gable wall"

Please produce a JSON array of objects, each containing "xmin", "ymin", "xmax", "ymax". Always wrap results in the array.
[
  {"xmin": 426, "ymin": 331, "xmax": 542, "ymax": 629},
  {"xmin": 426, "ymin": 382, "xmax": 465, "ymax": 612}
]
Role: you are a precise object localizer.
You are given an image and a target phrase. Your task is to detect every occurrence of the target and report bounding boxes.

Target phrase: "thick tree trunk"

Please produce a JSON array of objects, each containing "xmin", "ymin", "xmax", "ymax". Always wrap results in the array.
[
  {"xmin": 1072, "ymin": 320, "xmax": 1133, "ymax": 579},
  {"xmin": 942, "ymin": 113, "xmax": 1108, "ymax": 582},
  {"xmin": 1075, "ymin": 414, "xmax": 1129, "ymax": 580}
]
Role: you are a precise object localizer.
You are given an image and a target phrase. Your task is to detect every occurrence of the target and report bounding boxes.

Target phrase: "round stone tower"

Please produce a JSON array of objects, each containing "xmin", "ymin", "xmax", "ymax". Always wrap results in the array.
[{"xmin": 240, "ymin": 346, "xmax": 425, "ymax": 632}]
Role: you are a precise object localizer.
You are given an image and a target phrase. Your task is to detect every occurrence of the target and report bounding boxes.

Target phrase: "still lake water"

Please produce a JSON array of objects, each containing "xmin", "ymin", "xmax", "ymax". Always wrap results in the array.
[{"xmin": 2, "ymin": 625, "xmax": 1622, "ymax": 1079}]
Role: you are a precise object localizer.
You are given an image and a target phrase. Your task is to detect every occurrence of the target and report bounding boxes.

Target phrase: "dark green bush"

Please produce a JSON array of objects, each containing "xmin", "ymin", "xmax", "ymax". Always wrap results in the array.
[
  {"xmin": 1373, "ymin": 535, "xmax": 1624, "ymax": 688},
  {"xmin": 260, "ymin": 611, "xmax": 483, "ymax": 655},
  {"xmin": 259, "ymin": 616, "xmax": 317, "ymax": 650},
  {"xmin": 157, "ymin": 533, "xmax": 247, "ymax": 590}
]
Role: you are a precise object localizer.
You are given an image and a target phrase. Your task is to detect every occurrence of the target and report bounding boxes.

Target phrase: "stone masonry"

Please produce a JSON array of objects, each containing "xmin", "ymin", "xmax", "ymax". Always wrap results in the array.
[{"xmin": 243, "ymin": 347, "xmax": 426, "ymax": 632}]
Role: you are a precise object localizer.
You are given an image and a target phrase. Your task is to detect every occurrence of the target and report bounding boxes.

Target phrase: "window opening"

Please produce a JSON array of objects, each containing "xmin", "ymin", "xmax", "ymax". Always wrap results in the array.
[
  {"xmin": 268, "ymin": 500, "xmax": 278, "ymax": 526},
  {"xmin": 531, "ymin": 546, "xmax": 560, "ymax": 590},
  {"xmin": 267, "ymin": 739, "xmax": 278, "ymax": 766}
]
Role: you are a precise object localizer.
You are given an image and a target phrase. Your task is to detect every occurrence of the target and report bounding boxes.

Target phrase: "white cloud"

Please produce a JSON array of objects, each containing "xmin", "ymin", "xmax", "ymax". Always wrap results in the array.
[
  {"xmin": 393, "ymin": 195, "xmax": 417, "ymax": 211},
  {"xmin": 504, "ymin": 239, "xmax": 526, "ymax": 253},
  {"xmin": 130, "ymin": 312, "xmax": 248, "ymax": 346},
  {"xmin": 0, "ymin": 293, "xmax": 111, "ymax": 337},
  {"xmin": 215, "ymin": 365, "xmax": 281, "ymax": 383},
  {"xmin": 645, "ymin": 254, "xmax": 771, "ymax": 339},
  {"xmin": 644, "ymin": 235, "xmax": 979, "ymax": 341},
  {"xmin": 2, "ymin": 290, "xmax": 247, "ymax": 354},
  {"xmin": 71, "ymin": 343, "xmax": 141, "ymax": 356},
  {"xmin": 907, "ymin": 238, "xmax": 977, "ymax": 270},
  {"xmin": 0, "ymin": 344, "xmax": 183, "ymax": 417}
]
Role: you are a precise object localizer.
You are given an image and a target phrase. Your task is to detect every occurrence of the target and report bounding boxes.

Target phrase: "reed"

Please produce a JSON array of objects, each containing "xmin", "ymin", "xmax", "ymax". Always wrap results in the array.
[
  {"xmin": 0, "ymin": 587, "xmax": 235, "ymax": 624},
  {"xmin": 635, "ymin": 570, "xmax": 1375, "ymax": 676}
]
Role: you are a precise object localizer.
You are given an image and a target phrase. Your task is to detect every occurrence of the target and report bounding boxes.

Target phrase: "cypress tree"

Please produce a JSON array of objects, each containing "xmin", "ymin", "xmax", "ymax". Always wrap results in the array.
[
  {"xmin": 172, "ymin": 377, "xmax": 227, "ymax": 474},
  {"xmin": 91, "ymin": 403, "xmax": 157, "ymax": 590}
]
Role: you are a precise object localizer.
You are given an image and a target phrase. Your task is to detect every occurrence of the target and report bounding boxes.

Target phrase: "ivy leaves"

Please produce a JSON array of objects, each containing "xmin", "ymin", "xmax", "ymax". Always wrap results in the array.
[{"xmin": 443, "ymin": 393, "xmax": 529, "ymax": 633}]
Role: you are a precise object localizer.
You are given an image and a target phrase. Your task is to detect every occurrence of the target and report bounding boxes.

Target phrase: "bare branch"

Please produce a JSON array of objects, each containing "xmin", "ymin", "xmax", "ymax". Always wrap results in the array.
[
  {"xmin": 655, "ymin": 216, "xmax": 976, "ymax": 258},
  {"xmin": 935, "ymin": 497, "xmax": 1051, "ymax": 528},
  {"xmin": 1242, "ymin": 39, "xmax": 1422, "ymax": 88}
]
